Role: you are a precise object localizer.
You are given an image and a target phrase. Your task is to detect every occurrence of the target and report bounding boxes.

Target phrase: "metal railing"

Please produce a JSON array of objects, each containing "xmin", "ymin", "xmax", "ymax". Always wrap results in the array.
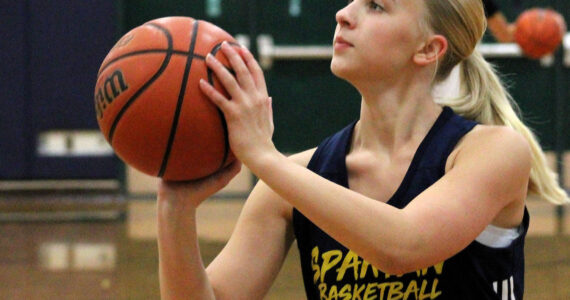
[{"xmin": 256, "ymin": 33, "xmax": 570, "ymax": 69}]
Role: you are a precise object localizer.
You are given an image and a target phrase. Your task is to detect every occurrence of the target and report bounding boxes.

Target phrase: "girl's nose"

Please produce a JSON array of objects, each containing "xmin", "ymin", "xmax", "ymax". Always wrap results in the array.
[{"xmin": 336, "ymin": 3, "xmax": 356, "ymax": 28}]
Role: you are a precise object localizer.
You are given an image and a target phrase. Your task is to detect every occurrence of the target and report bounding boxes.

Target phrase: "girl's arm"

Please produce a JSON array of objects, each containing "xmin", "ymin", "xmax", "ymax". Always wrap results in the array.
[
  {"xmin": 487, "ymin": 11, "xmax": 515, "ymax": 43},
  {"xmin": 246, "ymin": 126, "xmax": 530, "ymax": 274},
  {"xmin": 157, "ymin": 162, "xmax": 241, "ymax": 299},
  {"xmin": 157, "ymin": 150, "xmax": 314, "ymax": 299},
  {"xmin": 201, "ymin": 42, "xmax": 531, "ymax": 275}
]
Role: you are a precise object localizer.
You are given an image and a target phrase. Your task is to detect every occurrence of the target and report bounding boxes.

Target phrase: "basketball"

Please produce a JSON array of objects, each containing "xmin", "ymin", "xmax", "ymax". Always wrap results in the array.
[
  {"xmin": 94, "ymin": 17, "xmax": 238, "ymax": 181},
  {"xmin": 514, "ymin": 8, "xmax": 567, "ymax": 59}
]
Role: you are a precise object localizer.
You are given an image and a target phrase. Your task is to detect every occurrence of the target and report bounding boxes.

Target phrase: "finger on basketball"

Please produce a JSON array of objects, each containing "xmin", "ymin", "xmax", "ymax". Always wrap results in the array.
[
  {"xmin": 206, "ymin": 53, "xmax": 242, "ymax": 98},
  {"xmin": 220, "ymin": 42, "xmax": 256, "ymax": 91},
  {"xmin": 199, "ymin": 79, "xmax": 231, "ymax": 109},
  {"xmin": 196, "ymin": 160, "xmax": 242, "ymax": 192},
  {"xmin": 159, "ymin": 160, "xmax": 242, "ymax": 204},
  {"xmin": 238, "ymin": 46, "xmax": 268, "ymax": 94}
]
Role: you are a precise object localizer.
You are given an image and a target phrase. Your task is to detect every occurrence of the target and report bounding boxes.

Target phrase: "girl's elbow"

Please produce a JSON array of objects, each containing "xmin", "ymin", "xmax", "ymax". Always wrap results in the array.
[{"xmin": 369, "ymin": 242, "xmax": 426, "ymax": 275}]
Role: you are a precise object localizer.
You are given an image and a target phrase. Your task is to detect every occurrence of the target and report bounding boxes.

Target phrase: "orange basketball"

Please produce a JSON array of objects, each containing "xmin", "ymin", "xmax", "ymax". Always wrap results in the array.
[
  {"xmin": 514, "ymin": 8, "xmax": 567, "ymax": 59},
  {"xmin": 94, "ymin": 17, "xmax": 237, "ymax": 181}
]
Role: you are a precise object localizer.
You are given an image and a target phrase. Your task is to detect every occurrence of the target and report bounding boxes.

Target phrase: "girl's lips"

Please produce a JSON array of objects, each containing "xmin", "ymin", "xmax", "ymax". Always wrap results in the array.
[
  {"xmin": 334, "ymin": 37, "xmax": 353, "ymax": 50},
  {"xmin": 334, "ymin": 36, "xmax": 353, "ymax": 46}
]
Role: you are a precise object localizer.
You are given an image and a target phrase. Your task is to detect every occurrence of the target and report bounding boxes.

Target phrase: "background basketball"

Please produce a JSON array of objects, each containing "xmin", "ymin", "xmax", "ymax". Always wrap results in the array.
[
  {"xmin": 94, "ymin": 16, "xmax": 238, "ymax": 181},
  {"xmin": 514, "ymin": 8, "xmax": 567, "ymax": 59}
]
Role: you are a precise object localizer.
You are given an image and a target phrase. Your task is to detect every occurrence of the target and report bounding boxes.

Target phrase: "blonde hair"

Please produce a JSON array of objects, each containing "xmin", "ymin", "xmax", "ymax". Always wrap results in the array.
[{"xmin": 424, "ymin": 0, "xmax": 568, "ymax": 204}]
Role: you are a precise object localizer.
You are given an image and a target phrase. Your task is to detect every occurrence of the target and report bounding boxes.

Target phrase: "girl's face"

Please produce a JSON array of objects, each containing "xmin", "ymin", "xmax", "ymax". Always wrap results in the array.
[{"xmin": 331, "ymin": 0, "xmax": 427, "ymax": 85}]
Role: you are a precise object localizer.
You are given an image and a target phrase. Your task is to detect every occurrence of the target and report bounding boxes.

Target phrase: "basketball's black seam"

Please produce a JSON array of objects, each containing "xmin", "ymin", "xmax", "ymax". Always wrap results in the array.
[
  {"xmin": 206, "ymin": 41, "xmax": 240, "ymax": 172},
  {"xmin": 98, "ymin": 50, "xmax": 206, "ymax": 77},
  {"xmin": 158, "ymin": 20, "xmax": 201, "ymax": 178},
  {"xmin": 206, "ymin": 42, "xmax": 240, "ymax": 84},
  {"xmin": 108, "ymin": 23, "xmax": 174, "ymax": 145},
  {"xmin": 217, "ymin": 108, "xmax": 231, "ymax": 170}
]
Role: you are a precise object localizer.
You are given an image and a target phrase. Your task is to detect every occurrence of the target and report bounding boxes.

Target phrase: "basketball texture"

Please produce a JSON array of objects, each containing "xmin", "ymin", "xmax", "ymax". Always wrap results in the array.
[
  {"xmin": 94, "ymin": 17, "xmax": 237, "ymax": 181},
  {"xmin": 514, "ymin": 8, "xmax": 567, "ymax": 59}
]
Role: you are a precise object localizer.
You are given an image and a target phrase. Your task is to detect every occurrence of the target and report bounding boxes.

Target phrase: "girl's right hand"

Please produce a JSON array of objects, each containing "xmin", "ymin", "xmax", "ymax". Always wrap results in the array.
[{"xmin": 157, "ymin": 161, "xmax": 242, "ymax": 209}]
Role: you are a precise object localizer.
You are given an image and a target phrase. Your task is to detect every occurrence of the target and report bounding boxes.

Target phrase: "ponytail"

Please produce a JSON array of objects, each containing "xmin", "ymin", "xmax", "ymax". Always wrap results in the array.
[{"xmin": 435, "ymin": 51, "xmax": 569, "ymax": 204}]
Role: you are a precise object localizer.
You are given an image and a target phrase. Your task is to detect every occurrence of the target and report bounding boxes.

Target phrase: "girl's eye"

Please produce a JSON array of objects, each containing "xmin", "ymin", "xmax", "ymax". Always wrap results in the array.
[
  {"xmin": 369, "ymin": 1, "xmax": 385, "ymax": 11},
  {"xmin": 346, "ymin": 0, "xmax": 384, "ymax": 12}
]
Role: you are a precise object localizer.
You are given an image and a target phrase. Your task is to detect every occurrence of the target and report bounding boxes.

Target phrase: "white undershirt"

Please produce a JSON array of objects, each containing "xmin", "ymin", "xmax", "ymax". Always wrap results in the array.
[{"xmin": 475, "ymin": 224, "xmax": 522, "ymax": 248}]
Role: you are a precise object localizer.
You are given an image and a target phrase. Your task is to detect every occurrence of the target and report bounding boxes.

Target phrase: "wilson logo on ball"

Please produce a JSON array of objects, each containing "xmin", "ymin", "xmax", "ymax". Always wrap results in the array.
[{"xmin": 95, "ymin": 70, "xmax": 129, "ymax": 119}]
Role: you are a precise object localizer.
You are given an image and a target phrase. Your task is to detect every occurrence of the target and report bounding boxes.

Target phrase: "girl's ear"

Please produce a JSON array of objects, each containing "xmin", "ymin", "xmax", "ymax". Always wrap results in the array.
[{"xmin": 413, "ymin": 34, "xmax": 448, "ymax": 66}]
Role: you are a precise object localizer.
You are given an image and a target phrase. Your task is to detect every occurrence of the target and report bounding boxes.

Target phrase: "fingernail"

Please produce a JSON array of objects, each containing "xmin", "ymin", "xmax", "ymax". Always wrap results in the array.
[{"xmin": 206, "ymin": 53, "xmax": 217, "ymax": 63}]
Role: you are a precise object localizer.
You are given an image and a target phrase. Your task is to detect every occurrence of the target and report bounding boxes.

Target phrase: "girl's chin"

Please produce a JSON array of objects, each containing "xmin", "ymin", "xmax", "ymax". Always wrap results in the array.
[
  {"xmin": 330, "ymin": 61, "xmax": 347, "ymax": 76},
  {"xmin": 330, "ymin": 62, "xmax": 354, "ymax": 81}
]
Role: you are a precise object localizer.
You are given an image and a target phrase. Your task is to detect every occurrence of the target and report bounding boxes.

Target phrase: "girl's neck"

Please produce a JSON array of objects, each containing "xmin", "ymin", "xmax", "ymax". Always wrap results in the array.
[{"xmin": 352, "ymin": 86, "xmax": 442, "ymax": 155}]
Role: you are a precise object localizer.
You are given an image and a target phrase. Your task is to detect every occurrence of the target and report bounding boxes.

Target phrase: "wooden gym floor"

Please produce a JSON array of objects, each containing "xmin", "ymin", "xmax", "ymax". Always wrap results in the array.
[{"xmin": 0, "ymin": 196, "xmax": 569, "ymax": 299}]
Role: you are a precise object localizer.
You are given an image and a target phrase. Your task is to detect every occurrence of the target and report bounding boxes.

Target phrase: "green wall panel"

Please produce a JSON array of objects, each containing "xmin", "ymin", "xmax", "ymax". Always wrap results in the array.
[
  {"xmin": 122, "ymin": 0, "xmax": 249, "ymax": 35},
  {"xmin": 490, "ymin": 58, "xmax": 561, "ymax": 150},
  {"xmin": 257, "ymin": 1, "xmax": 343, "ymax": 44},
  {"xmin": 267, "ymin": 60, "xmax": 359, "ymax": 153}
]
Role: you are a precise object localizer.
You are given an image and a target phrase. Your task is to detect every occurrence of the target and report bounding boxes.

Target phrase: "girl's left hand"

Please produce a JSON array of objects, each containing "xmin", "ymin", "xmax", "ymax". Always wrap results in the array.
[{"xmin": 199, "ymin": 42, "xmax": 277, "ymax": 166}]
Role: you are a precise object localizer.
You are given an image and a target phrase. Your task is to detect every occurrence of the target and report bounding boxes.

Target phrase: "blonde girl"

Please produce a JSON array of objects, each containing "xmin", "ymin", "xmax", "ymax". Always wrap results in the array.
[{"xmin": 158, "ymin": 0, "xmax": 568, "ymax": 299}]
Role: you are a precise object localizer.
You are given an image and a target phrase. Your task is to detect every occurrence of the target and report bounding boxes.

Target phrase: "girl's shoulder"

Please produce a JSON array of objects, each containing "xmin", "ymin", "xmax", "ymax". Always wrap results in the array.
[
  {"xmin": 446, "ymin": 124, "xmax": 531, "ymax": 172},
  {"xmin": 465, "ymin": 124, "xmax": 530, "ymax": 150}
]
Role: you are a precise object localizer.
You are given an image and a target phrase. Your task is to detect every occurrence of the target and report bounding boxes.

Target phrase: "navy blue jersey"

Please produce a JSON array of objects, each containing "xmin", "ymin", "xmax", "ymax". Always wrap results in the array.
[{"xmin": 293, "ymin": 106, "xmax": 529, "ymax": 300}]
